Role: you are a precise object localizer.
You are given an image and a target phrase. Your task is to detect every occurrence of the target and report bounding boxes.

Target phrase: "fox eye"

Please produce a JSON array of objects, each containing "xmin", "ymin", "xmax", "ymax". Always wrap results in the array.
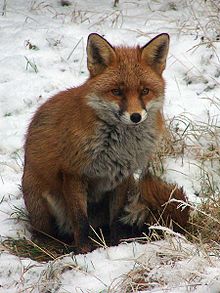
[
  {"xmin": 142, "ymin": 88, "xmax": 149, "ymax": 95},
  {"xmin": 111, "ymin": 88, "xmax": 122, "ymax": 96}
]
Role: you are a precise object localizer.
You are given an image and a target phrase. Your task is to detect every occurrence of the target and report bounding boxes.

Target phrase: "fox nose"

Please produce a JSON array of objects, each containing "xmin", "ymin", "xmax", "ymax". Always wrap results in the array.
[{"xmin": 130, "ymin": 113, "xmax": 142, "ymax": 123}]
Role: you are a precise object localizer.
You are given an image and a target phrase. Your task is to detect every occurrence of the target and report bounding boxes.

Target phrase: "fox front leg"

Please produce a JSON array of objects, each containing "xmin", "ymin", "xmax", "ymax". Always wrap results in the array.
[
  {"xmin": 62, "ymin": 174, "xmax": 91, "ymax": 253},
  {"xmin": 109, "ymin": 177, "xmax": 135, "ymax": 245}
]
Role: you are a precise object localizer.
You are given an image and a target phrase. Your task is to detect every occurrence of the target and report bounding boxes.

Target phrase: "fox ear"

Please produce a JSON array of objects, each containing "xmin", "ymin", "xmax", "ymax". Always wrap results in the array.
[
  {"xmin": 87, "ymin": 33, "xmax": 116, "ymax": 77},
  {"xmin": 141, "ymin": 33, "xmax": 169, "ymax": 75}
]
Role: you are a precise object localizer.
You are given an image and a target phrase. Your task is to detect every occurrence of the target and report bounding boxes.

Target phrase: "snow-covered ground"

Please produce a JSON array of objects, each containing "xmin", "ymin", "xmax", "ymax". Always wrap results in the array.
[{"xmin": 1, "ymin": 0, "xmax": 220, "ymax": 292}]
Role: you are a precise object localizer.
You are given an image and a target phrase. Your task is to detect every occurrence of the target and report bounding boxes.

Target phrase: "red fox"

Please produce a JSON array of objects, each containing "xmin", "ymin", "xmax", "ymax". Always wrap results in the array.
[{"xmin": 22, "ymin": 33, "xmax": 171, "ymax": 253}]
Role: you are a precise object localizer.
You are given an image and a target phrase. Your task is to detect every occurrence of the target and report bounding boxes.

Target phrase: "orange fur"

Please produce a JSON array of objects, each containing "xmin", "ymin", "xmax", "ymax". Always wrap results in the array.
[
  {"xmin": 121, "ymin": 173, "xmax": 190, "ymax": 235},
  {"xmin": 22, "ymin": 33, "xmax": 170, "ymax": 253}
]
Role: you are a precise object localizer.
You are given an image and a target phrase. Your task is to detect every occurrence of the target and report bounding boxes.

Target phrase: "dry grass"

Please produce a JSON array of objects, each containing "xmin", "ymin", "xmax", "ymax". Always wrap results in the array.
[
  {"xmin": 189, "ymin": 198, "xmax": 220, "ymax": 243},
  {"xmin": 2, "ymin": 236, "xmax": 75, "ymax": 262},
  {"xmin": 150, "ymin": 112, "xmax": 220, "ymax": 177},
  {"xmin": 109, "ymin": 229, "xmax": 206, "ymax": 293}
]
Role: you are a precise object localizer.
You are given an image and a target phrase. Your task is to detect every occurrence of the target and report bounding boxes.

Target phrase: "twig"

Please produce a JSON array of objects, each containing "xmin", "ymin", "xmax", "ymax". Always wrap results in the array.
[
  {"xmin": 66, "ymin": 37, "xmax": 83, "ymax": 61},
  {"xmin": 2, "ymin": 0, "xmax": 7, "ymax": 16}
]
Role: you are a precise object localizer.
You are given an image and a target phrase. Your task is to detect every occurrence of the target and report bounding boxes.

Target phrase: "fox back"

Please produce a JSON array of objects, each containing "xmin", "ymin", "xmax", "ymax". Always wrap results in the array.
[{"xmin": 22, "ymin": 33, "xmax": 170, "ymax": 252}]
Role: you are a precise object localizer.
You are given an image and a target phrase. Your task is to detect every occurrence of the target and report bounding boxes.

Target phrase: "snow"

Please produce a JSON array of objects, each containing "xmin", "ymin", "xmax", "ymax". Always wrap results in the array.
[{"xmin": 1, "ymin": 0, "xmax": 220, "ymax": 292}]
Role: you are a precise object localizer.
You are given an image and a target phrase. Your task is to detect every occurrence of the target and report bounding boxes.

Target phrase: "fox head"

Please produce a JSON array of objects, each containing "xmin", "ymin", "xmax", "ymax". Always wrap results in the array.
[{"xmin": 86, "ymin": 33, "xmax": 169, "ymax": 125}]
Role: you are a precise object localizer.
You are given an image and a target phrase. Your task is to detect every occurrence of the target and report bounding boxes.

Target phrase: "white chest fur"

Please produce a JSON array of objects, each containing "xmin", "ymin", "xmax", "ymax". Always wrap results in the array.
[{"xmin": 84, "ymin": 114, "xmax": 158, "ymax": 196}]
